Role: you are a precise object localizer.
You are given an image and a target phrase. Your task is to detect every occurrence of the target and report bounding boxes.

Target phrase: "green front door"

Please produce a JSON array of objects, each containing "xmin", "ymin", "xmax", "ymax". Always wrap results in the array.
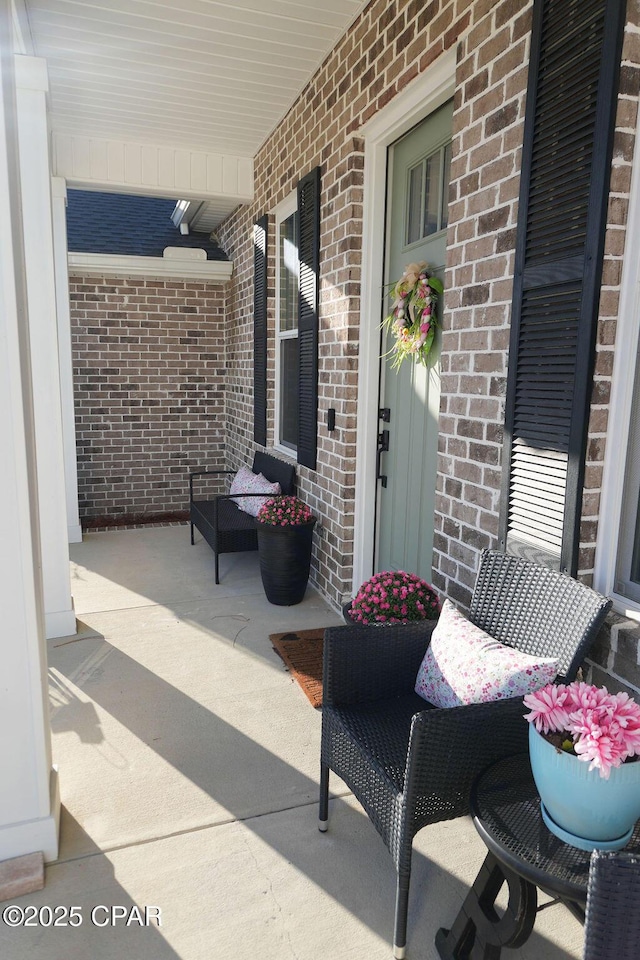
[{"xmin": 375, "ymin": 101, "xmax": 453, "ymax": 580}]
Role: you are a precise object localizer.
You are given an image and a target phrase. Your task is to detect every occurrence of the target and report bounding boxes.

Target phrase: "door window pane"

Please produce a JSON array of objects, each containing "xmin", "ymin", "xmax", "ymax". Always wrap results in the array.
[
  {"xmin": 405, "ymin": 141, "xmax": 451, "ymax": 245},
  {"xmin": 407, "ymin": 163, "xmax": 424, "ymax": 246},
  {"xmin": 423, "ymin": 151, "xmax": 441, "ymax": 237},
  {"xmin": 441, "ymin": 141, "xmax": 452, "ymax": 231}
]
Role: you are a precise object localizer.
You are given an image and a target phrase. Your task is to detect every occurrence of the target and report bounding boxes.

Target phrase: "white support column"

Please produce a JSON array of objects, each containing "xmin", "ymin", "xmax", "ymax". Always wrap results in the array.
[
  {"xmin": 51, "ymin": 177, "xmax": 82, "ymax": 544},
  {"xmin": 0, "ymin": 7, "xmax": 59, "ymax": 863},
  {"xmin": 15, "ymin": 55, "xmax": 75, "ymax": 639}
]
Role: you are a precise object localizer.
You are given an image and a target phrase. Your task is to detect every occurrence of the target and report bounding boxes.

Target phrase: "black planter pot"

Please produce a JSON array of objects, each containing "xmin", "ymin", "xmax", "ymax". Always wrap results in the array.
[{"xmin": 256, "ymin": 518, "xmax": 317, "ymax": 605}]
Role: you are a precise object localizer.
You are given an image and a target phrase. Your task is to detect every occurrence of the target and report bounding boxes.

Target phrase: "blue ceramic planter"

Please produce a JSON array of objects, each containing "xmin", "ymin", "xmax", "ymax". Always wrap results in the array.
[{"xmin": 529, "ymin": 723, "xmax": 640, "ymax": 851}]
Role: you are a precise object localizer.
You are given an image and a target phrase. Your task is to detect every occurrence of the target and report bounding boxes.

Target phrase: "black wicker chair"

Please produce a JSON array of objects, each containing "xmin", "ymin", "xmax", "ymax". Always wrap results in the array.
[
  {"xmin": 189, "ymin": 451, "xmax": 296, "ymax": 583},
  {"xmin": 320, "ymin": 549, "xmax": 611, "ymax": 959},
  {"xmin": 583, "ymin": 850, "xmax": 640, "ymax": 960}
]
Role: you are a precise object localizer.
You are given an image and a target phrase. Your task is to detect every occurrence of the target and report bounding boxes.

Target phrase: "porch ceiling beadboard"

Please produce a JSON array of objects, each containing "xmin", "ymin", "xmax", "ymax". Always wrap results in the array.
[{"xmin": 24, "ymin": 0, "xmax": 369, "ymax": 157}]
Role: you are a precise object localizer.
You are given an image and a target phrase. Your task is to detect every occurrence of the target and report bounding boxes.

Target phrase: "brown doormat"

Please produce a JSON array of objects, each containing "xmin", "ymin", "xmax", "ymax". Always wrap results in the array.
[{"xmin": 270, "ymin": 629, "xmax": 325, "ymax": 708}]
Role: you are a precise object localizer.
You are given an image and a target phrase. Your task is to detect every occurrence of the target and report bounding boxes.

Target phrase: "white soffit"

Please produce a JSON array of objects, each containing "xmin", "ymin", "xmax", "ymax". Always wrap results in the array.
[
  {"xmin": 24, "ymin": 0, "xmax": 368, "ymax": 225},
  {"xmin": 24, "ymin": 0, "xmax": 369, "ymax": 157}
]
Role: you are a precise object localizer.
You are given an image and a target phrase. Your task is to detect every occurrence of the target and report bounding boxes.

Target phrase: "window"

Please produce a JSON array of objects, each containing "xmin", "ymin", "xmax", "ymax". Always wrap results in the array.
[
  {"xmin": 275, "ymin": 196, "xmax": 299, "ymax": 453},
  {"xmin": 253, "ymin": 215, "xmax": 268, "ymax": 446},
  {"xmin": 256, "ymin": 167, "xmax": 319, "ymax": 467},
  {"xmin": 595, "ymin": 85, "xmax": 640, "ymax": 618},
  {"xmin": 406, "ymin": 141, "xmax": 451, "ymax": 245}
]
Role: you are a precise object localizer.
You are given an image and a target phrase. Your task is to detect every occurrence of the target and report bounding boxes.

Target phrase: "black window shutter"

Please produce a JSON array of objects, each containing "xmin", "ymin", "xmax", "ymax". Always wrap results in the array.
[
  {"xmin": 499, "ymin": 0, "xmax": 625, "ymax": 575},
  {"xmin": 253, "ymin": 215, "xmax": 268, "ymax": 446},
  {"xmin": 296, "ymin": 166, "xmax": 321, "ymax": 470}
]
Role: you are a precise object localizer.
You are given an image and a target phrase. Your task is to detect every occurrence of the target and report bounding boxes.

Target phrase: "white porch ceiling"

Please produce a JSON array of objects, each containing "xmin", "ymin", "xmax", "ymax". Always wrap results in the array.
[{"xmin": 22, "ymin": 0, "xmax": 369, "ymax": 226}]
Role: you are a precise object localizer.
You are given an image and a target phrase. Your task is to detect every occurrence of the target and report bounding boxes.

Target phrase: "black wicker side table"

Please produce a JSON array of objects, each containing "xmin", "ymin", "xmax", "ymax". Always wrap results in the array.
[{"xmin": 436, "ymin": 753, "xmax": 640, "ymax": 960}]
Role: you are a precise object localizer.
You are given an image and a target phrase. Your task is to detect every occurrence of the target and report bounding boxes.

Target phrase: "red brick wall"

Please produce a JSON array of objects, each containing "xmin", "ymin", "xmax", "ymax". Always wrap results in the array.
[{"xmin": 69, "ymin": 274, "xmax": 226, "ymax": 523}]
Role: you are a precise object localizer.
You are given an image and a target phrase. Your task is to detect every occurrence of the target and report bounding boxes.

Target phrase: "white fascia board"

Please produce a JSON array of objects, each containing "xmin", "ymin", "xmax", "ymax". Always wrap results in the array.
[
  {"xmin": 52, "ymin": 133, "xmax": 254, "ymax": 204},
  {"xmin": 67, "ymin": 252, "xmax": 233, "ymax": 282}
]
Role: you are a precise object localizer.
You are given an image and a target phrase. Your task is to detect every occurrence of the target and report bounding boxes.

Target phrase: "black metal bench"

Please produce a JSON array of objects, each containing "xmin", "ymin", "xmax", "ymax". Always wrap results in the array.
[{"xmin": 189, "ymin": 451, "xmax": 296, "ymax": 583}]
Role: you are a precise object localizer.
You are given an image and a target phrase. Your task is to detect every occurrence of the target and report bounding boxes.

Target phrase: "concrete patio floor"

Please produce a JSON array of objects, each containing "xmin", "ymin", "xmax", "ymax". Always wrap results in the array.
[{"xmin": 1, "ymin": 525, "xmax": 584, "ymax": 959}]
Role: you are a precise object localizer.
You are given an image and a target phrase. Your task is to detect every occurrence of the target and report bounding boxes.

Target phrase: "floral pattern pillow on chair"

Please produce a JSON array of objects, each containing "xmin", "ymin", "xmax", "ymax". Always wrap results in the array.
[
  {"xmin": 230, "ymin": 465, "xmax": 281, "ymax": 517},
  {"xmin": 415, "ymin": 599, "xmax": 559, "ymax": 708}
]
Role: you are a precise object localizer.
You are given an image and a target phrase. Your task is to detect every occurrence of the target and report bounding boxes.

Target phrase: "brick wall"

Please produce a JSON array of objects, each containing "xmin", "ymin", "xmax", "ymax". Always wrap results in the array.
[
  {"xmin": 70, "ymin": 274, "xmax": 226, "ymax": 523},
  {"xmin": 212, "ymin": 0, "xmax": 640, "ymax": 697},
  {"xmin": 217, "ymin": 0, "xmax": 638, "ymax": 594},
  {"xmin": 433, "ymin": 0, "xmax": 532, "ymax": 607},
  {"xmin": 217, "ymin": 0, "xmax": 476, "ymax": 605},
  {"xmin": 61, "ymin": 2, "xmax": 640, "ymax": 692},
  {"xmin": 434, "ymin": 3, "xmax": 640, "ymax": 611}
]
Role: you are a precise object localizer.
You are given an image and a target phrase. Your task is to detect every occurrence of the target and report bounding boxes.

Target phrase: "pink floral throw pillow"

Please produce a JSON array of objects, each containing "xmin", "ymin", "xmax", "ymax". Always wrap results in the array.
[
  {"xmin": 230, "ymin": 466, "xmax": 281, "ymax": 517},
  {"xmin": 414, "ymin": 599, "xmax": 559, "ymax": 708}
]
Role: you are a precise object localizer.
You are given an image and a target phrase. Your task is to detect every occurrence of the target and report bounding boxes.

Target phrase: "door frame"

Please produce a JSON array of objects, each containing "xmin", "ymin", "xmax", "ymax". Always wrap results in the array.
[{"xmin": 352, "ymin": 47, "xmax": 456, "ymax": 597}]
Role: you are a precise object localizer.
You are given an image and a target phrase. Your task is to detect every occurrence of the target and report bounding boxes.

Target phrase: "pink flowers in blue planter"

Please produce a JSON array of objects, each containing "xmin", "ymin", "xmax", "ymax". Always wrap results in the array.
[
  {"xmin": 524, "ymin": 681, "xmax": 640, "ymax": 779},
  {"xmin": 525, "ymin": 681, "xmax": 640, "ymax": 850}
]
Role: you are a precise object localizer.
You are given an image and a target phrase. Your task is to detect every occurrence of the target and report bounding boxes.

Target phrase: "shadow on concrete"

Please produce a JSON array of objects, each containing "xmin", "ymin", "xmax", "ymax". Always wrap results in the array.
[
  {"xmin": 47, "ymin": 637, "xmax": 580, "ymax": 960},
  {"xmin": 0, "ymin": 811, "xmax": 181, "ymax": 960}
]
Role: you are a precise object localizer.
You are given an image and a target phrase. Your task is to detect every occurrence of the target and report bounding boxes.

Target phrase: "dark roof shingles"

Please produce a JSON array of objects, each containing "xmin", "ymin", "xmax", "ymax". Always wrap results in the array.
[{"xmin": 66, "ymin": 190, "xmax": 228, "ymax": 261}]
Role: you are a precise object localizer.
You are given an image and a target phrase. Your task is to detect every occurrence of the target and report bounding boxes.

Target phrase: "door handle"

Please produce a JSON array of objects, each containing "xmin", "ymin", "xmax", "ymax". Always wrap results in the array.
[{"xmin": 376, "ymin": 429, "xmax": 389, "ymax": 487}]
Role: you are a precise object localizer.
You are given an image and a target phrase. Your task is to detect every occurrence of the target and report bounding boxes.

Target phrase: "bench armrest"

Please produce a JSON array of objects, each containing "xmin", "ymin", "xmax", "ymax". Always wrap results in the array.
[
  {"xmin": 189, "ymin": 469, "xmax": 235, "ymax": 500},
  {"xmin": 189, "ymin": 469, "xmax": 235, "ymax": 479}
]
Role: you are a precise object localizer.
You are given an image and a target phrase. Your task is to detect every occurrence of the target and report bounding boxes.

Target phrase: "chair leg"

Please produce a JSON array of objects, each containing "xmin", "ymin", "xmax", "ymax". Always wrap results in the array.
[
  {"xmin": 215, "ymin": 552, "xmax": 220, "ymax": 585},
  {"xmin": 393, "ymin": 869, "xmax": 411, "ymax": 959},
  {"xmin": 190, "ymin": 522, "xmax": 194, "ymax": 545},
  {"xmin": 318, "ymin": 762, "xmax": 329, "ymax": 831}
]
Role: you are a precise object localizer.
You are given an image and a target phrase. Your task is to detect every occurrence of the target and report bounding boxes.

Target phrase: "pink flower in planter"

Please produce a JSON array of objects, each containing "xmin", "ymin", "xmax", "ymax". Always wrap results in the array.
[
  {"xmin": 256, "ymin": 496, "xmax": 313, "ymax": 526},
  {"xmin": 525, "ymin": 681, "xmax": 640, "ymax": 778},
  {"xmin": 523, "ymin": 684, "xmax": 571, "ymax": 734},
  {"xmin": 349, "ymin": 570, "xmax": 440, "ymax": 625}
]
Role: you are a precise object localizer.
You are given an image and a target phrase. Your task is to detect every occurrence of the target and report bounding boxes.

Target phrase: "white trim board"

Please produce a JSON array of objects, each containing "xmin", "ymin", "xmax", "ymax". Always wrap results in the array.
[
  {"xmin": 351, "ymin": 47, "xmax": 457, "ymax": 597},
  {"xmin": 67, "ymin": 252, "xmax": 233, "ymax": 282},
  {"xmin": 0, "ymin": 770, "xmax": 59, "ymax": 863},
  {"xmin": 52, "ymin": 133, "xmax": 254, "ymax": 205},
  {"xmin": 593, "ymin": 101, "xmax": 640, "ymax": 620}
]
